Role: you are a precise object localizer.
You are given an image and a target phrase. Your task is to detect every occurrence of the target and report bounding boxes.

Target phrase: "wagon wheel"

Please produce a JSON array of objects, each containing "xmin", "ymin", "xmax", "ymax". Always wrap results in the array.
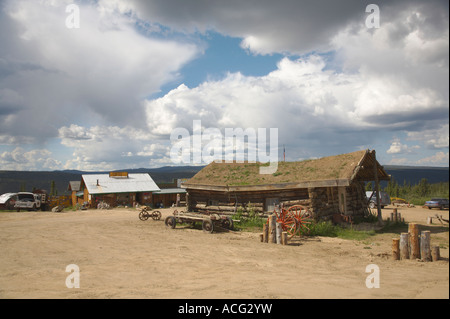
[
  {"xmin": 165, "ymin": 216, "xmax": 176, "ymax": 229},
  {"xmin": 139, "ymin": 210, "xmax": 150, "ymax": 221},
  {"xmin": 221, "ymin": 217, "xmax": 234, "ymax": 230},
  {"xmin": 287, "ymin": 205, "xmax": 312, "ymax": 235},
  {"xmin": 278, "ymin": 211, "xmax": 298, "ymax": 239},
  {"xmin": 266, "ymin": 209, "xmax": 298, "ymax": 239},
  {"xmin": 152, "ymin": 210, "xmax": 162, "ymax": 220},
  {"xmin": 202, "ymin": 220, "xmax": 214, "ymax": 233}
]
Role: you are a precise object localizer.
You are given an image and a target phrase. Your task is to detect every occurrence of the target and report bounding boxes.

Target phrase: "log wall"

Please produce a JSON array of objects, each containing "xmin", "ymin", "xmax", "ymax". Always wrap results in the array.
[{"xmin": 186, "ymin": 181, "xmax": 369, "ymax": 220}]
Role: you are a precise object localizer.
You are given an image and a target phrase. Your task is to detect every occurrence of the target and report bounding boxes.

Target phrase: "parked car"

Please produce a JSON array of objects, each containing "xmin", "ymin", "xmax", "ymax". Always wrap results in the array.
[
  {"xmin": 366, "ymin": 191, "xmax": 391, "ymax": 209},
  {"xmin": 14, "ymin": 192, "xmax": 42, "ymax": 212},
  {"xmin": 424, "ymin": 198, "xmax": 449, "ymax": 210},
  {"xmin": 0, "ymin": 193, "xmax": 18, "ymax": 210}
]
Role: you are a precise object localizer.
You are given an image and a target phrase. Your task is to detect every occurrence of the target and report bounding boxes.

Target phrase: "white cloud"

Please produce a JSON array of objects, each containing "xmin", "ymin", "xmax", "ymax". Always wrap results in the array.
[
  {"xmin": 145, "ymin": 47, "xmax": 447, "ymax": 161},
  {"xmin": 0, "ymin": 147, "xmax": 62, "ymax": 170},
  {"xmin": 407, "ymin": 124, "xmax": 449, "ymax": 149},
  {"xmin": 0, "ymin": 0, "xmax": 200, "ymax": 141},
  {"xmin": 417, "ymin": 151, "xmax": 449, "ymax": 166},
  {"xmin": 387, "ymin": 141, "xmax": 420, "ymax": 154},
  {"xmin": 58, "ymin": 124, "xmax": 169, "ymax": 170},
  {"xmin": 1, "ymin": 0, "xmax": 448, "ymax": 170}
]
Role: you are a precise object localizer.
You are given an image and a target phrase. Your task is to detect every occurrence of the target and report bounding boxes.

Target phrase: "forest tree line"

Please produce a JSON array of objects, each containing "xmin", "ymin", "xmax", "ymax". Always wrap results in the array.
[{"xmin": 366, "ymin": 177, "xmax": 449, "ymax": 205}]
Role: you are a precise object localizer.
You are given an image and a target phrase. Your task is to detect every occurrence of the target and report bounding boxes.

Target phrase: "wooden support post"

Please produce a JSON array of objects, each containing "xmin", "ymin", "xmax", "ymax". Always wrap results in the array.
[
  {"xmin": 399, "ymin": 233, "xmax": 409, "ymax": 260},
  {"xmin": 392, "ymin": 238, "xmax": 400, "ymax": 260},
  {"xmin": 408, "ymin": 223, "xmax": 420, "ymax": 260},
  {"xmin": 427, "ymin": 216, "xmax": 433, "ymax": 225},
  {"xmin": 432, "ymin": 246, "xmax": 440, "ymax": 262},
  {"xmin": 259, "ymin": 233, "xmax": 264, "ymax": 242},
  {"xmin": 281, "ymin": 232, "xmax": 288, "ymax": 245},
  {"xmin": 420, "ymin": 231, "xmax": 431, "ymax": 262},
  {"xmin": 393, "ymin": 209, "xmax": 398, "ymax": 222},
  {"xmin": 276, "ymin": 222, "xmax": 282, "ymax": 245},
  {"xmin": 262, "ymin": 223, "xmax": 269, "ymax": 243},
  {"xmin": 372, "ymin": 151, "xmax": 382, "ymax": 223},
  {"xmin": 269, "ymin": 214, "xmax": 277, "ymax": 244},
  {"xmin": 390, "ymin": 212, "xmax": 394, "ymax": 222}
]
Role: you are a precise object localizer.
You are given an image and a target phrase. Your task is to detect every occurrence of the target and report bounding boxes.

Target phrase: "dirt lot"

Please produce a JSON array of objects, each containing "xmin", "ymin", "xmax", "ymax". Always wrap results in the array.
[{"xmin": 0, "ymin": 206, "xmax": 448, "ymax": 299}]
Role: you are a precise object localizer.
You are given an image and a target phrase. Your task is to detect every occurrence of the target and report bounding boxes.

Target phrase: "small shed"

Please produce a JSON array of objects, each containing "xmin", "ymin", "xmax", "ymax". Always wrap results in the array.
[
  {"xmin": 68, "ymin": 181, "xmax": 82, "ymax": 207},
  {"xmin": 81, "ymin": 172, "xmax": 160, "ymax": 208},
  {"xmin": 182, "ymin": 150, "xmax": 390, "ymax": 220}
]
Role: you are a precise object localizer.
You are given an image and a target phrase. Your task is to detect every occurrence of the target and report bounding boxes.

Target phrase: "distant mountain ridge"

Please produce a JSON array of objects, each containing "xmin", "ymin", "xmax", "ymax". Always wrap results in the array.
[{"xmin": 0, "ymin": 165, "xmax": 447, "ymax": 196}]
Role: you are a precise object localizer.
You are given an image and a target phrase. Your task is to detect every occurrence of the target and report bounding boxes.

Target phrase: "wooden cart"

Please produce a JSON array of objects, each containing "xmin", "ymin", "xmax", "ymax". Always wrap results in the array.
[
  {"xmin": 138, "ymin": 206, "xmax": 162, "ymax": 221},
  {"xmin": 164, "ymin": 210, "xmax": 234, "ymax": 233}
]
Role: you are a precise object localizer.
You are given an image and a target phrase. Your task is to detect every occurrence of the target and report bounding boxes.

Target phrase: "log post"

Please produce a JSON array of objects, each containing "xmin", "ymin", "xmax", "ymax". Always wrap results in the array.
[
  {"xmin": 276, "ymin": 222, "xmax": 282, "ymax": 245},
  {"xmin": 420, "ymin": 230, "xmax": 431, "ymax": 262},
  {"xmin": 269, "ymin": 214, "xmax": 277, "ymax": 244},
  {"xmin": 281, "ymin": 232, "xmax": 288, "ymax": 245},
  {"xmin": 392, "ymin": 238, "xmax": 400, "ymax": 260},
  {"xmin": 427, "ymin": 216, "xmax": 433, "ymax": 225},
  {"xmin": 393, "ymin": 209, "xmax": 398, "ymax": 222},
  {"xmin": 399, "ymin": 233, "xmax": 409, "ymax": 260},
  {"xmin": 408, "ymin": 223, "xmax": 420, "ymax": 259},
  {"xmin": 432, "ymin": 246, "xmax": 440, "ymax": 262},
  {"xmin": 262, "ymin": 223, "xmax": 269, "ymax": 243},
  {"xmin": 372, "ymin": 151, "xmax": 382, "ymax": 223}
]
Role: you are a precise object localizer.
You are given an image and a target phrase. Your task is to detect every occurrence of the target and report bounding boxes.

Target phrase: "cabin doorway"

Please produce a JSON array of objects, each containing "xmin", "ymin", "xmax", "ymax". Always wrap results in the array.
[{"xmin": 265, "ymin": 197, "xmax": 280, "ymax": 212}]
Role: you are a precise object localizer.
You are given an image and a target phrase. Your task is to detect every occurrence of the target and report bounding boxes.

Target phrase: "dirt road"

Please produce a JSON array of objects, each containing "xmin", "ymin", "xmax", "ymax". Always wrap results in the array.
[{"xmin": 0, "ymin": 206, "xmax": 448, "ymax": 299}]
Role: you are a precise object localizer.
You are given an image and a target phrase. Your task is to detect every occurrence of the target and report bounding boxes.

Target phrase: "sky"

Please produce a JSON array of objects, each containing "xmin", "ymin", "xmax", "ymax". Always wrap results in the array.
[{"xmin": 0, "ymin": 0, "xmax": 448, "ymax": 171}]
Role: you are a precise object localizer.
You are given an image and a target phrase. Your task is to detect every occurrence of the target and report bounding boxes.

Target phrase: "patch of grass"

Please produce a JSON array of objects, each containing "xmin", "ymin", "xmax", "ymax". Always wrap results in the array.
[
  {"xmin": 272, "ymin": 172, "xmax": 282, "ymax": 177},
  {"xmin": 306, "ymin": 221, "xmax": 376, "ymax": 241},
  {"xmin": 232, "ymin": 204, "xmax": 266, "ymax": 231}
]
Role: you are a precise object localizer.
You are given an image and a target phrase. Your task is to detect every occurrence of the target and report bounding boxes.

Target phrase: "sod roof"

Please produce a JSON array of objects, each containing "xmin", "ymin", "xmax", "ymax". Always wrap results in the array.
[{"xmin": 182, "ymin": 150, "xmax": 389, "ymax": 190}]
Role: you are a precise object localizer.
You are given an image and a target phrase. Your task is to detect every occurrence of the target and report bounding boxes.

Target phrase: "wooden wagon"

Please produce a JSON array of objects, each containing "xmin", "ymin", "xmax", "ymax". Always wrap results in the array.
[
  {"xmin": 138, "ymin": 206, "xmax": 162, "ymax": 221},
  {"xmin": 164, "ymin": 210, "xmax": 234, "ymax": 233}
]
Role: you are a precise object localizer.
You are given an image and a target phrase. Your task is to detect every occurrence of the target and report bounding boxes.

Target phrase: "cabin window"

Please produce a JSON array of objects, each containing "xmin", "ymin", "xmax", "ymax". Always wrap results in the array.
[
  {"xmin": 208, "ymin": 199, "xmax": 219, "ymax": 206},
  {"xmin": 265, "ymin": 198, "xmax": 280, "ymax": 212}
]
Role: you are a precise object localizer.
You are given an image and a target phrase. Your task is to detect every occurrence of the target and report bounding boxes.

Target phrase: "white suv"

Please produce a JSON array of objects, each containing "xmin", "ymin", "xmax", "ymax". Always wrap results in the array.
[{"xmin": 366, "ymin": 191, "xmax": 391, "ymax": 209}]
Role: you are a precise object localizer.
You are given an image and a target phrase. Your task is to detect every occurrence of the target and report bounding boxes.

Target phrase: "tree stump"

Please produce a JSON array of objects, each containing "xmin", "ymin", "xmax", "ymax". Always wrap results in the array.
[
  {"xmin": 276, "ymin": 222, "xmax": 282, "ymax": 244},
  {"xmin": 432, "ymin": 246, "xmax": 440, "ymax": 262},
  {"xmin": 269, "ymin": 214, "xmax": 277, "ymax": 244},
  {"xmin": 262, "ymin": 223, "xmax": 269, "ymax": 243},
  {"xmin": 420, "ymin": 231, "xmax": 431, "ymax": 262},
  {"xmin": 400, "ymin": 233, "xmax": 409, "ymax": 260},
  {"xmin": 281, "ymin": 232, "xmax": 288, "ymax": 245},
  {"xmin": 408, "ymin": 223, "xmax": 420, "ymax": 259},
  {"xmin": 392, "ymin": 238, "xmax": 400, "ymax": 261}
]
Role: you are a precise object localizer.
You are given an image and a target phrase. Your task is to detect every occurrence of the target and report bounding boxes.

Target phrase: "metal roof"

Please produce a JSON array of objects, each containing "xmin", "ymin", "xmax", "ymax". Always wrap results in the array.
[
  {"xmin": 68, "ymin": 181, "xmax": 81, "ymax": 191},
  {"xmin": 153, "ymin": 188, "xmax": 187, "ymax": 195},
  {"xmin": 82, "ymin": 173, "xmax": 160, "ymax": 195}
]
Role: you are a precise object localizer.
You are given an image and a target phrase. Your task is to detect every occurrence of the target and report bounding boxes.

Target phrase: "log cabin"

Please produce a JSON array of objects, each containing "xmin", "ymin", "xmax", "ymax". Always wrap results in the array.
[{"xmin": 181, "ymin": 150, "xmax": 390, "ymax": 220}]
